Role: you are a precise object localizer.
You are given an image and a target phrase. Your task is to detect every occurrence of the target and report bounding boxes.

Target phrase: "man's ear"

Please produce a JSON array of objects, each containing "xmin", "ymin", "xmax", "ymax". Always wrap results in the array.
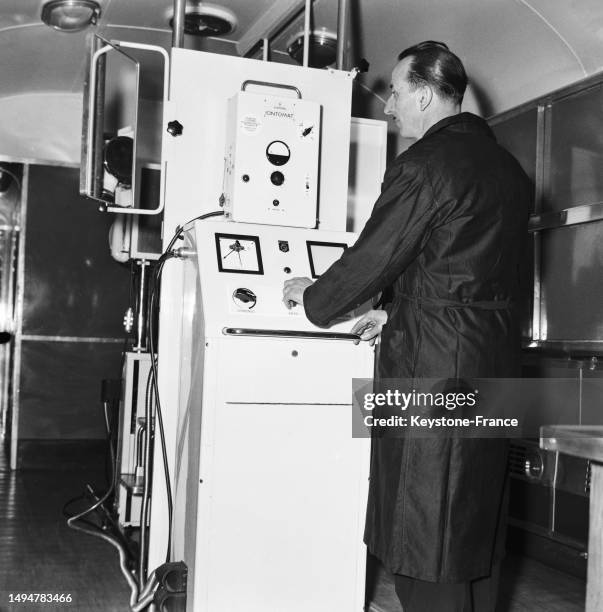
[{"xmin": 417, "ymin": 84, "xmax": 433, "ymax": 111}]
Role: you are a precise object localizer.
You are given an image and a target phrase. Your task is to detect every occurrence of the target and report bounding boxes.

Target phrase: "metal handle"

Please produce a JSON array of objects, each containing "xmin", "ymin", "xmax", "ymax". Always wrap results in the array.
[
  {"xmin": 223, "ymin": 327, "xmax": 360, "ymax": 341},
  {"xmin": 241, "ymin": 80, "xmax": 302, "ymax": 99},
  {"xmin": 84, "ymin": 36, "xmax": 170, "ymax": 216},
  {"xmin": 105, "ymin": 41, "xmax": 170, "ymax": 216}
]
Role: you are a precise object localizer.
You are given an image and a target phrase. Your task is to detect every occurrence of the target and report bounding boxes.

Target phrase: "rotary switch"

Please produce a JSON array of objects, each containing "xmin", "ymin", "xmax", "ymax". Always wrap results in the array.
[
  {"xmin": 233, "ymin": 288, "xmax": 257, "ymax": 309},
  {"xmin": 524, "ymin": 450, "xmax": 544, "ymax": 480}
]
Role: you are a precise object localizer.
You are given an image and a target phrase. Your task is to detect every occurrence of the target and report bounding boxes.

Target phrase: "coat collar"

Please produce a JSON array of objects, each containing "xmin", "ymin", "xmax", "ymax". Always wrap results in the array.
[{"xmin": 422, "ymin": 112, "xmax": 495, "ymax": 141}]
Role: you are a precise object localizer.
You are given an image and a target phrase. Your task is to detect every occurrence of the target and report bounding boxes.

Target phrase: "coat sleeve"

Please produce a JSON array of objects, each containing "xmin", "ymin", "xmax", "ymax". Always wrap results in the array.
[{"xmin": 303, "ymin": 159, "xmax": 438, "ymax": 327}]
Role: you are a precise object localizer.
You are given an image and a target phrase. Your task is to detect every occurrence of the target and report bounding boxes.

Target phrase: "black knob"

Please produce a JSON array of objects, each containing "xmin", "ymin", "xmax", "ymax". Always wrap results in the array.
[
  {"xmin": 357, "ymin": 58, "xmax": 370, "ymax": 73},
  {"xmin": 167, "ymin": 120, "xmax": 183, "ymax": 136},
  {"xmin": 271, "ymin": 171, "xmax": 284, "ymax": 186},
  {"xmin": 273, "ymin": 199, "xmax": 280, "ymax": 206},
  {"xmin": 233, "ymin": 288, "xmax": 257, "ymax": 309}
]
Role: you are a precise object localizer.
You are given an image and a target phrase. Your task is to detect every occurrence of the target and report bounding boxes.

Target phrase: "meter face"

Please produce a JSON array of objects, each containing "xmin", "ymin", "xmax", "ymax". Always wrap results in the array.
[
  {"xmin": 306, "ymin": 241, "xmax": 347, "ymax": 278},
  {"xmin": 215, "ymin": 233, "xmax": 264, "ymax": 274}
]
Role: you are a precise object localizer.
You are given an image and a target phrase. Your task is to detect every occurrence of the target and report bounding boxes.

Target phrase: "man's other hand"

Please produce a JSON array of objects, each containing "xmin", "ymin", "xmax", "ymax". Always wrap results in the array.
[
  {"xmin": 350, "ymin": 310, "xmax": 388, "ymax": 345},
  {"xmin": 282, "ymin": 277, "xmax": 313, "ymax": 309}
]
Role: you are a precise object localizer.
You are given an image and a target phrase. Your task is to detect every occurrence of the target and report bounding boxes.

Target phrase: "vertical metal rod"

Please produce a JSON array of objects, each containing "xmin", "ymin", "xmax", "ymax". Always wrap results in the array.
[
  {"xmin": 303, "ymin": 0, "xmax": 311, "ymax": 67},
  {"xmin": 262, "ymin": 37, "xmax": 269, "ymax": 61},
  {"xmin": 531, "ymin": 104, "xmax": 546, "ymax": 342},
  {"xmin": 10, "ymin": 164, "xmax": 28, "ymax": 471},
  {"xmin": 135, "ymin": 261, "xmax": 149, "ymax": 352},
  {"xmin": 172, "ymin": 0, "xmax": 186, "ymax": 48},
  {"xmin": 336, "ymin": 0, "xmax": 349, "ymax": 70}
]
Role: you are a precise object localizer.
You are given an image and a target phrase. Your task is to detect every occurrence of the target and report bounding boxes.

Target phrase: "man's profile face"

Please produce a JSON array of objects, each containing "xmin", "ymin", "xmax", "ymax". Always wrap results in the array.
[{"xmin": 384, "ymin": 57, "xmax": 422, "ymax": 139}]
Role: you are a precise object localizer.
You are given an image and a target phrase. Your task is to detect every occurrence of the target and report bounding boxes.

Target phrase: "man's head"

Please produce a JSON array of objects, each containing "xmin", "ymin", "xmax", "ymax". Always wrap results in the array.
[{"xmin": 385, "ymin": 41, "xmax": 467, "ymax": 139}]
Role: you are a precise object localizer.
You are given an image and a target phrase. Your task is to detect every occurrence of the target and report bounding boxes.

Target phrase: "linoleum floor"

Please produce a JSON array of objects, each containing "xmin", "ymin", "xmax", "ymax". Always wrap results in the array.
[{"xmin": 0, "ymin": 449, "xmax": 586, "ymax": 612}]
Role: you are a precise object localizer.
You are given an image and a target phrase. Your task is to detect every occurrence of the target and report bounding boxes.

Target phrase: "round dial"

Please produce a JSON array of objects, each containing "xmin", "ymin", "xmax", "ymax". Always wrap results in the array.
[
  {"xmin": 266, "ymin": 140, "xmax": 291, "ymax": 166},
  {"xmin": 233, "ymin": 288, "xmax": 257, "ymax": 309}
]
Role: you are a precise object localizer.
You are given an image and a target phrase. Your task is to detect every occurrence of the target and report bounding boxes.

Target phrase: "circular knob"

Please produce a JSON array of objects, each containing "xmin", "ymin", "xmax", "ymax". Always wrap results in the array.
[
  {"xmin": 524, "ymin": 452, "xmax": 544, "ymax": 479},
  {"xmin": 271, "ymin": 171, "xmax": 285, "ymax": 186},
  {"xmin": 167, "ymin": 120, "xmax": 183, "ymax": 137},
  {"xmin": 233, "ymin": 288, "xmax": 257, "ymax": 309}
]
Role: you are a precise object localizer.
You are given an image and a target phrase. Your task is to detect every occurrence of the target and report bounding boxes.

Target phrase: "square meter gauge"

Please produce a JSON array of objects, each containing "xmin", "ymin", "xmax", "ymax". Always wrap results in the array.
[
  {"xmin": 222, "ymin": 90, "xmax": 321, "ymax": 228},
  {"xmin": 215, "ymin": 233, "xmax": 264, "ymax": 274}
]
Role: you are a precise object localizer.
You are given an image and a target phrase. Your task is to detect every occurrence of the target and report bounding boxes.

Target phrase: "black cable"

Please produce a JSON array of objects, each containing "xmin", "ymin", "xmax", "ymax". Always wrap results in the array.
[
  {"xmin": 64, "ymin": 396, "xmax": 141, "ymax": 607},
  {"xmin": 148, "ymin": 255, "xmax": 173, "ymax": 563},
  {"xmin": 65, "ymin": 401, "xmax": 117, "ymax": 524},
  {"xmin": 138, "ymin": 362, "xmax": 155, "ymax": 584},
  {"xmin": 146, "ymin": 210, "xmax": 224, "ymax": 564},
  {"xmin": 61, "ymin": 495, "xmax": 102, "ymax": 532}
]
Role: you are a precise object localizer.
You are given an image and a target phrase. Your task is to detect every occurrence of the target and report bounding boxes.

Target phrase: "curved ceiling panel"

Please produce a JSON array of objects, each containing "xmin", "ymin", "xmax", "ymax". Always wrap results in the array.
[
  {"xmin": 351, "ymin": 0, "xmax": 590, "ymax": 116},
  {"xmin": 2, "ymin": 0, "xmax": 603, "ymax": 162}
]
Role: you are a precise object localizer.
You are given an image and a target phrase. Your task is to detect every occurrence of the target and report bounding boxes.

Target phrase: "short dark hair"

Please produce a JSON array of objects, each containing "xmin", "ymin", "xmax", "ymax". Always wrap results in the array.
[{"xmin": 398, "ymin": 41, "xmax": 467, "ymax": 105}]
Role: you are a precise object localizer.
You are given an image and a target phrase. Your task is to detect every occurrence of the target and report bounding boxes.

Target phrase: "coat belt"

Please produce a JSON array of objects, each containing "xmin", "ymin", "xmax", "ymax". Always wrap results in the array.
[{"xmin": 398, "ymin": 293, "xmax": 512, "ymax": 310}]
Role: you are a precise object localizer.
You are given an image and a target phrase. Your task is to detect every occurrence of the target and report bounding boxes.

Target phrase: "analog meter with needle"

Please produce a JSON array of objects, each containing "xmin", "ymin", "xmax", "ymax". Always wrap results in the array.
[{"xmin": 215, "ymin": 233, "xmax": 264, "ymax": 274}]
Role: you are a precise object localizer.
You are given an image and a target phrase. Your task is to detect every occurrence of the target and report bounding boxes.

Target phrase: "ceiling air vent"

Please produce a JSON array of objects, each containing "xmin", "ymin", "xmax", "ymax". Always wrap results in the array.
[
  {"xmin": 287, "ymin": 29, "xmax": 338, "ymax": 68},
  {"xmin": 169, "ymin": 2, "xmax": 236, "ymax": 37}
]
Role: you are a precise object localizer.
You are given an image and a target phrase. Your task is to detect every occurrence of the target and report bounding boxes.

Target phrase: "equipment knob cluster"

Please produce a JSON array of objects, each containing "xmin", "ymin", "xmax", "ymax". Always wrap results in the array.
[{"xmin": 266, "ymin": 140, "xmax": 289, "ymax": 196}]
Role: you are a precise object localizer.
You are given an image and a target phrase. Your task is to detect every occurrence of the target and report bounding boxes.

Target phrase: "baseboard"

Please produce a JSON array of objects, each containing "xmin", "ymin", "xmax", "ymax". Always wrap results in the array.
[{"xmin": 506, "ymin": 524, "xmax": 587, "ymax": 580}]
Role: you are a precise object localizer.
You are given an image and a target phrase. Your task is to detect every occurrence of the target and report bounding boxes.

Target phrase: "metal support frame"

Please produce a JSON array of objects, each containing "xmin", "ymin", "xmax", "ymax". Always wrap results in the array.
[
  {"xmin": 9, "ymin": 165, "xmax": 27, "ymax": 470},
  {"xmin": 336, "ymin": 0, "xmax": 349, "ymax": 70},
  {"xmin": 172, "ymin": 0, "xmax": 186, "ymax": 49},
  {"xmin": 302, "ymin": 0, "xmax": 311, "ymax": 67}
]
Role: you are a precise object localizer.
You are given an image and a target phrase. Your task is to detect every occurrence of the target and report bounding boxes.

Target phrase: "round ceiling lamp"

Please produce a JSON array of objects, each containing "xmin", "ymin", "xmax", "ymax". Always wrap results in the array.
[
  {"xmin": 287, "ymin": 29, "xmax": 338, "ymax": 68},
  {"xmin": 168, "ymin": 2, "xmax": 237, "ymax": 37},
  {"xmin": 41, "ymin": 0, "xmax": 101, "ymax": 32}
]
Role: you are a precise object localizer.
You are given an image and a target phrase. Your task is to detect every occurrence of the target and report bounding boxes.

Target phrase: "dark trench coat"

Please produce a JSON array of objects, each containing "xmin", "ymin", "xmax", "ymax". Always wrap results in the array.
[{"xmin": 304, "ymin": 112, "xmax": 532, "ymax": 582}]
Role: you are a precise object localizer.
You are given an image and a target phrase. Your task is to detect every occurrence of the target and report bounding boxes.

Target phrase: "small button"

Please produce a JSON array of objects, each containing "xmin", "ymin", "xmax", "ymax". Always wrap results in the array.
[
  {"xmin": 284, "ymin": 267, "xmax": 291, "ymax": 274},
  {"xmin": 273, "ymin": 199, "xmax": 280, "ymax": 207},
  {"xmin": 242, "ymin": 174, "xmax": 250, "ymax": 182}
]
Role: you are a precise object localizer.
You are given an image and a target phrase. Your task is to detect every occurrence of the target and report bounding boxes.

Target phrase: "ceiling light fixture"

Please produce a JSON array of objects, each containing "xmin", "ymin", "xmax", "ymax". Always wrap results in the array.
[
  {"xmin": 41, "ymin": 0, "xmax": 101, "ymax": 33},
  {"xmin": 287, "ymin": 29, "xmax": 338, "ymax": 69}
]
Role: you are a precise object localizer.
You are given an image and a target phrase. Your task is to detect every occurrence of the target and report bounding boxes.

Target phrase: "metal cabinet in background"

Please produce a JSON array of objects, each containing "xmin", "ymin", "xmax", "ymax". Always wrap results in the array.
[
  {"xmin": 491, "ymin": 74, "xmax": 603, "ymax": 353},
  {"xmin": 491, "ymin": 70, "xmax": 603, "ymax": 570}
]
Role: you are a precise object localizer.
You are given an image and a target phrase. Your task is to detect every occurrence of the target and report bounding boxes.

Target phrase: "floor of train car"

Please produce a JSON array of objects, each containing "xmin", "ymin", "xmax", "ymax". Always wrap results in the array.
[{"xmin": 0, "ymin": 448, "xmax": 586, "ymax": 612}]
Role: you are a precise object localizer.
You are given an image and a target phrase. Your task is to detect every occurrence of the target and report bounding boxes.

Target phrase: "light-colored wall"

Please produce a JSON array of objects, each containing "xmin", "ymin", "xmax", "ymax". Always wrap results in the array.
[{"xmin": 0, "ymin": 93, "xmax": 82, "ymax": 165}]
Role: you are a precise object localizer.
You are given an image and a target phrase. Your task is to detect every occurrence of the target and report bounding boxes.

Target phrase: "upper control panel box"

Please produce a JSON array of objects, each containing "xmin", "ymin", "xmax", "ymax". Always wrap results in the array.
[{"xmin": 222, "ymin": 90, "xmax": 321, "ymax": 229}]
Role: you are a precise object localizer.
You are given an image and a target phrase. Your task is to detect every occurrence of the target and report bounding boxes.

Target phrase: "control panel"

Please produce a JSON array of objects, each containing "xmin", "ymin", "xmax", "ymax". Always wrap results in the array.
[
  {"xmin": 222, "ymin": 91, "xmax": 321, "ymax": 228},
  {"xmin": 184, "ymin": 219, "xmax": 368, "ymax": 337}
]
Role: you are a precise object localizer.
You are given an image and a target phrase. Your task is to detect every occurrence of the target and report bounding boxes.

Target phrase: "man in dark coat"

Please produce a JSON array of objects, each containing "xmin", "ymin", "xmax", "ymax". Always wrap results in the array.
[{"xmin": 283, "ymin": 41, "xmax": 531, "ymax": 611}]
